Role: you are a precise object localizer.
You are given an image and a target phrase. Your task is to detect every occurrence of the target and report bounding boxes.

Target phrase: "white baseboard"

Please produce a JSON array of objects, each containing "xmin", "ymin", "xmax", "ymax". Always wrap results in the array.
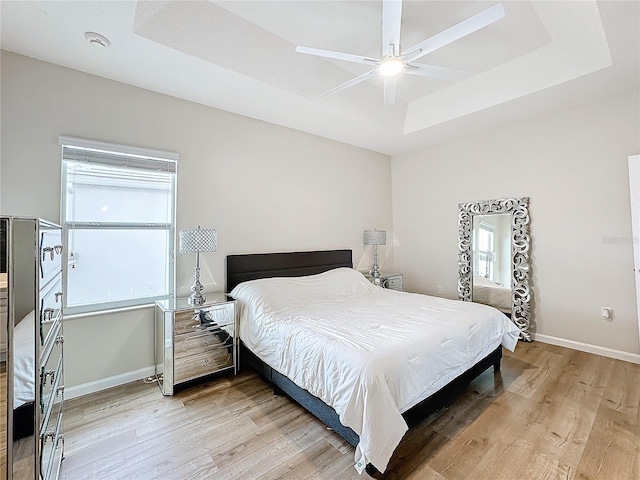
[
  {"xmin": 533, "ymin": 333, "xmax": 640, "ymax": 365},
  {"xmin": 65, "ymin": 366, "xmax": 155, "ymax": 400}
]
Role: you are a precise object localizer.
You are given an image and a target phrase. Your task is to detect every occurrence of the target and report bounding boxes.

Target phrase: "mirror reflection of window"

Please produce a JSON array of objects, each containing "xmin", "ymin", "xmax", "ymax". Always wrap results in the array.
[
  {"xmin": 473, "ymin": 214, "xmax": 511, "ymax": 288},
  {"xmin": 476, "ymin": 222, "xmax": 495, "ymax": 280}
]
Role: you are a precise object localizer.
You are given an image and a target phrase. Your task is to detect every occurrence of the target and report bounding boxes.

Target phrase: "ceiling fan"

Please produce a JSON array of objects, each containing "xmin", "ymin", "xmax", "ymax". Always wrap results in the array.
[{"xmin": 295, "ymin": 1, "xmax": 505, "ymax": 106}]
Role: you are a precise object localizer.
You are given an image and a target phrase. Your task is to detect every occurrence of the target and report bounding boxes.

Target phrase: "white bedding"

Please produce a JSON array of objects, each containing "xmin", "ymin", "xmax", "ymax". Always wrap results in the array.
[
  {"xmin": 14, "ymin": 310, "xmax": 35, "ymax": 408},
  {"xmin": 231, "ymin": 268, "xmax": 520, "ymax": 473},
  {"xmin": 473, "ymin": 275, "xmax": 511, "ymax": 311}
]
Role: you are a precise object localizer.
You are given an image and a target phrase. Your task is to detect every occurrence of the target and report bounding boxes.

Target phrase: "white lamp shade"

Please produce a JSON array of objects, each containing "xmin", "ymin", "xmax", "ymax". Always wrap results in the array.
[
  {"xmin": 179, "ymin": 227, "xmax": 217, "ymax": 254},
  {"xmin": 364, "ymin": 229, "xmax": 386, "ymax": 246}
]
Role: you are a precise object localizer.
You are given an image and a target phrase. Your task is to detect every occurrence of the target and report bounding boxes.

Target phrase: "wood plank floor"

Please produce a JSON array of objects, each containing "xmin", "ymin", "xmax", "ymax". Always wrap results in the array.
[{"xmin": 59, "ymin": 342, "xmax": 640, "ymax": 480}]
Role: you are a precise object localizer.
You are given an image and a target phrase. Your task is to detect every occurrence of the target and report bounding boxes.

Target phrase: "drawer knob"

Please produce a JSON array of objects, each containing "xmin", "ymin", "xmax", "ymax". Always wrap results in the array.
[
  {"xmin": 42, "ymin": 369, "xmax": 55, "ymax": 386},
  {"xmin": 42, "ymin": 247, "xmax": 54, "ymax": 262},
  {"xmin": 41, "ymin": 245, "xmax": 63, "ymax": 262},
  {"xmin": 55, "ymin": 292, "xmax": 64, "ymax": 303},
  {"xmin": 42, "ymin": 308, "xmax": 55, "ymax": 322},
  {"xmin": 42, "ymin": 430, "xmax": 56, "ymax": 444},
  {"xmin": 55, "ymin": 335, "xmax": 64, "ymax": 346},
  {"xmin": 56, "ymin": 385, "xmax": 65, "ymax": 397}
]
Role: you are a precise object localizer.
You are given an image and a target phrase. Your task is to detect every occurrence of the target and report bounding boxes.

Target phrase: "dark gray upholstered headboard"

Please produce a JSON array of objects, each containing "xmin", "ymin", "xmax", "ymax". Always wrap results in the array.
[{"xmin": 226, "ymin": 249, "xmax": 352, "ymax": 292}]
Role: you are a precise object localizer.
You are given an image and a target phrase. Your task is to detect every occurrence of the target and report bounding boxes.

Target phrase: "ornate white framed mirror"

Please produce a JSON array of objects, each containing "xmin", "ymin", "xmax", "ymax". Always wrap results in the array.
[{"xmin": 458, "ymin": 197, "xmax": 532, "ymax": 340}]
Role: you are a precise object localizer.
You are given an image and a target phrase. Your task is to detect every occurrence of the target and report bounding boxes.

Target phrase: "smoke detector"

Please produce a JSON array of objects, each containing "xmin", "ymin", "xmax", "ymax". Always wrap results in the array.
[{"xmin": 85, "ymin": 32, "xmax": 110, "ymax": 48}]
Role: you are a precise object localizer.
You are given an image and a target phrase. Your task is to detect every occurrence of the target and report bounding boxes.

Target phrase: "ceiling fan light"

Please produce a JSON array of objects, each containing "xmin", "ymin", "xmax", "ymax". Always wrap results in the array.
[{"xmin": 379, "ymin": 57, "xmax": 404, "ymax": 77}]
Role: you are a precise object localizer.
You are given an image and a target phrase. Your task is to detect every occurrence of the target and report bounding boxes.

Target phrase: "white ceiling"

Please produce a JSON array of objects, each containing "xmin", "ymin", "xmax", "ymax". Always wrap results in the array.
[{"xmin": 1, "ymin": 1, "xmax": 638, "ymax": 155}]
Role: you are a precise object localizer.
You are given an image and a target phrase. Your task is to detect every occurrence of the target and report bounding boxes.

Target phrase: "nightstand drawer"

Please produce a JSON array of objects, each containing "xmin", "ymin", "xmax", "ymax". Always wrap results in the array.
[
  {"xmin": 174, "ymin": 349, "xmax": 233, "ymax": 383},
  {"xmin": 174, "ymin": 327, "xmax": 234, "ymax": 358},
  {"xmin": 384, "ymin": 275, "xmax": 403, "ymax": 291},
  {"xmin": 364, "ymin": 272, "xmax": 403, "ymax": 291},
  {"xmin": 200, "ymin": 304, "xmax": 235, "ymax": 326},
  {"xmin": 173, "ymin": 304, "xmax": 234, "ymax": 334}
]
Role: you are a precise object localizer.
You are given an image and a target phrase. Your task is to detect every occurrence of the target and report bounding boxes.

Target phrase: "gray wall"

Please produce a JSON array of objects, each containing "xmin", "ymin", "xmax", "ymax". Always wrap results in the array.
[
  {"xmin": 3, "ymin": 48, "xmax": 639, "ymax": 392},
  {"xmin": 392, "ymin": 90, "xmax": 640, "ymax": 355},
  {"xmin": 0, "ymin": 51, "xmax": 392, "ymax": 388}
]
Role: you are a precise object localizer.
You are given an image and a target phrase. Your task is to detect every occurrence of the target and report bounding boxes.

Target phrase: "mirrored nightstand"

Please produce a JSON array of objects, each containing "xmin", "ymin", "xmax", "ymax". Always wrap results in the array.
[{"xmin": 154, "ymin": 294, "xmax": 237, "ymax": 395}]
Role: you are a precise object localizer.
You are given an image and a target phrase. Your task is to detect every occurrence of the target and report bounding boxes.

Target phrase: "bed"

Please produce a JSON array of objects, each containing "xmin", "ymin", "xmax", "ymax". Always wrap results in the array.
[
  {"xmin": 473, "ymin": 275, "xmax": 512, "ymax": 312},
  {"xmin": 227, "ymin": 250, "xmax": 519, "ymax": 475}
]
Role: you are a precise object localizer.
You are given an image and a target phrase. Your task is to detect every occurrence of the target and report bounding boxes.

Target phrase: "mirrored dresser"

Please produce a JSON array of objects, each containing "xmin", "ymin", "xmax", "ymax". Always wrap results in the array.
[
  {"xmin": 1, "ymin": 217, "xmax": 65, "ymax": 479},
  {"xmin": 155, "ymin": 294, "xmax": 237, "ymax": 395}
]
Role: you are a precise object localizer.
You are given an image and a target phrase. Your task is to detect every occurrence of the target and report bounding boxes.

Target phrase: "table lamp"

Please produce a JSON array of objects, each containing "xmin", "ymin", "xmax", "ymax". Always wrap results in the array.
[{"xmin": 179, "ymin": 226, "xmax": 217, "ymax": 306}]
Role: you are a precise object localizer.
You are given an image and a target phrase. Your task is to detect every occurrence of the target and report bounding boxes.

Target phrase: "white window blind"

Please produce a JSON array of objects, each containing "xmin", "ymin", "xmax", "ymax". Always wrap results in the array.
[{"xmin": 60, "ymin": 136, "xmax": 177, "ymax": 314}]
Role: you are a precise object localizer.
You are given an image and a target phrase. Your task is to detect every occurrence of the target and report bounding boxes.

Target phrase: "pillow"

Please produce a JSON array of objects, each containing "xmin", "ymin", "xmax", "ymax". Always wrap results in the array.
[{"xmin": 230, "ymin": 267, "xmax": 375, "ymax": 316}]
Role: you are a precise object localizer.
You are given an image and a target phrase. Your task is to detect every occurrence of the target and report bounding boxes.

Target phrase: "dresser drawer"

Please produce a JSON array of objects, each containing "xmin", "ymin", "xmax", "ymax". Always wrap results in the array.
[
  {"xmin": 48, "ymin": 433, "xmax": 65, "ymax": 480},
  {"xmin": 40, "ymin": 335, "xmax": 63, "ymax": 423},
  {"xmin": 39, "ymin": 227, "xmax": 63, "ymax": 291},
  {"xmin": 40, "ymin": 354, "xmax": 63, "ymax": 429},
  {"xmin": 39, "ymin": 275, "xmax": 63, "ymax": 347},
  {"xmin": 40, "ymin": 314, "xmax": 63, "ymax": 366},
  {"xmin": 174, "ymin": 326, "xmax": 234, "ymax": 359},
  {"xmin": 40, "ymin": 403, "xmax": 63, "ymax": 480},
  {"xmin": 174, "ymin": 348, "xmax": 233, "ymax": 383},
  {"xmin": 173, "ymin": 303, "xmax": 234, "ymax": 334}
]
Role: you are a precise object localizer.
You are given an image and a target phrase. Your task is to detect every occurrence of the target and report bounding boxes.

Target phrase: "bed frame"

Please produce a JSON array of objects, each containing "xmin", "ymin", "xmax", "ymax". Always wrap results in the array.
[
  {"xmin": 13, "ymin": 402, "xmax": 35, "ymax": 440},
  {"xmin": 226, "ymin": 249, "xmax": 502, "ymax": 476}
]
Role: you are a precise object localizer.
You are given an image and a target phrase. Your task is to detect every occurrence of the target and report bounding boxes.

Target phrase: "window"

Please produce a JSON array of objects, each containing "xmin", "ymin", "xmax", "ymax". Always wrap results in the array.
[{"xmin": 60, "ymin": 137, "xmax": 177, "ymax": 314}]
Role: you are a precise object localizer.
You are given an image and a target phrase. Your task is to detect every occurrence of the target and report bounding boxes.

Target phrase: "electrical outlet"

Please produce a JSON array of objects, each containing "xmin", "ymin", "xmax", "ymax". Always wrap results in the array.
[
  {"xmin": 601, "ymin": 307, "xmax": 613, "ymax": 319},
  {"xmin": 437, "ymin": 285, "xmax": 444, "ymax": 294}
]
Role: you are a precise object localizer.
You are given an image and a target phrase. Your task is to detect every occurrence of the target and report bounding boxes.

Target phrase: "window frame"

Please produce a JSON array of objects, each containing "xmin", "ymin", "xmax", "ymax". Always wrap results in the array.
[{"xmin": 59, "ymin": 136, "xmax": 177, "ymax": 315}]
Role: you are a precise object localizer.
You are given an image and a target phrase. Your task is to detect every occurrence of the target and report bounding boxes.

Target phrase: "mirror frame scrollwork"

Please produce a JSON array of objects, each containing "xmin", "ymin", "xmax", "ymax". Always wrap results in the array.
[{"xmin": 458, "ymin": 197, "xmax": 532, "ymax": 340}]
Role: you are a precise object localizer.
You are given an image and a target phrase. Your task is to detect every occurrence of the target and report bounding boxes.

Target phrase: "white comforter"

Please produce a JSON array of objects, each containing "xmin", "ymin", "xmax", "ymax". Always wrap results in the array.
[{"xmin": 231, "ymin": 268, "xmax": 519, "ymax": 473}]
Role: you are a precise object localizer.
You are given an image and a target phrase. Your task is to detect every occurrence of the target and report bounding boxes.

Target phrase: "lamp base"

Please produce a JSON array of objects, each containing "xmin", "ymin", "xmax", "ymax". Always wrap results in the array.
[
  {"xmin": 370, "ymin": 245, "xmax": 382, "ymax": 279},
  {"xmin": 370, "ymin": 263, "xmax": 382, "ymax": 278},
  {"xmin": 188, "ymin": 266, "xmax": 206, "ymax": 306},
  {"xmin": 188, "ymin": 292, "xmax": 206, "ymax": 306}
]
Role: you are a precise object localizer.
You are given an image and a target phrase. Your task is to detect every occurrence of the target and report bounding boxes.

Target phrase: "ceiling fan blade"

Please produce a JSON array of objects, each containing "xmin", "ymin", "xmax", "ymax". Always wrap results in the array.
[
  {"xmin": 403, "ymin": 3, "xmax": 505, "ymax": 63},
  {"xmin": 384, "ymin": 77, "xmax": 397, "ymax": 107},
  {"xmin": 319, "ymin": 69, "xmax": 378, "ymax": 97},
  {"xmin": 405, "ymin": 63, "xmax": 467, "ymax": 81},
  {"xmin": 382, "ymin": 0, "xmax": 403, "ymax": 56},
  {"xmin": 295, "ymin": 46, "xmax": 379, "ymax": 65}
]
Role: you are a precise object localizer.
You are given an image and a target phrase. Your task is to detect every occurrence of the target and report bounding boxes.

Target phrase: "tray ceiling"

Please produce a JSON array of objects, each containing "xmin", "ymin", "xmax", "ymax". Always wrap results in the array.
[{"xmin": 1, "ymin": 1, "xmax": 638, "ymax": 155}]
